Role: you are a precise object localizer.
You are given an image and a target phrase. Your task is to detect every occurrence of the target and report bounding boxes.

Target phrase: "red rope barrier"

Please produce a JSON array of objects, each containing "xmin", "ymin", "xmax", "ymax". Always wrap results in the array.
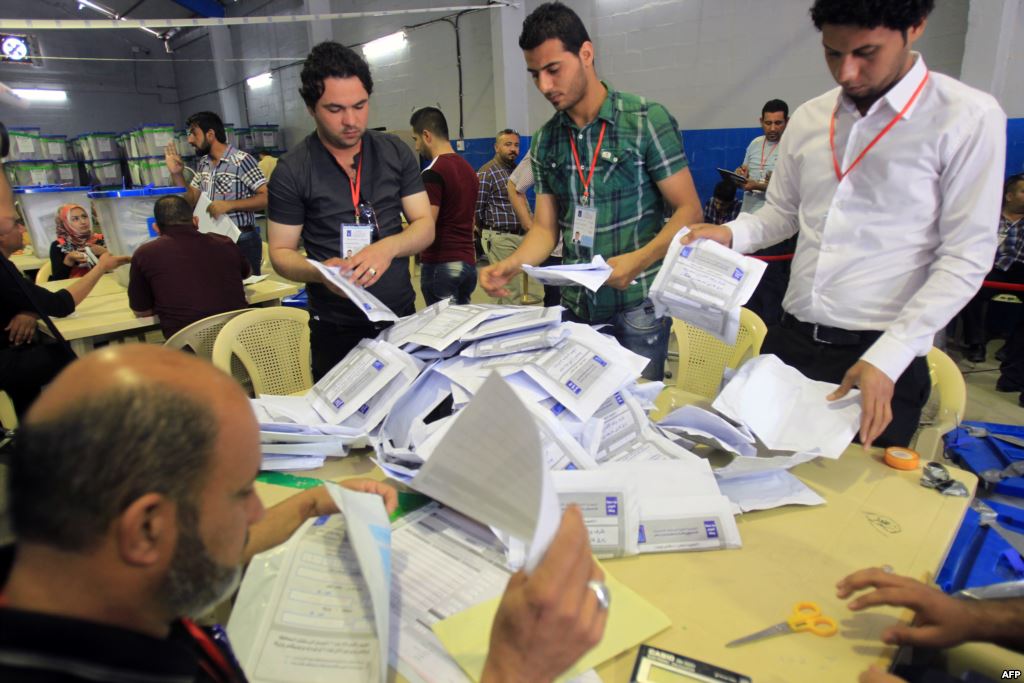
[
  {"xmin": 982, "ymin": 280, "xmax": 1024, "ymax": 292},
  {"xmin": 749, "ymin": 253, "xmax": 794, "ymax": 262}
]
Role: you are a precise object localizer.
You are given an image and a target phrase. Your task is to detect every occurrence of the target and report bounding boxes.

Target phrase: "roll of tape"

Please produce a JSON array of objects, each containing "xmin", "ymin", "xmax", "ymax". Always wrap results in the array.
[{"xmin": 884, "ymin": 447, "xmax": 921, "ymax": 470}]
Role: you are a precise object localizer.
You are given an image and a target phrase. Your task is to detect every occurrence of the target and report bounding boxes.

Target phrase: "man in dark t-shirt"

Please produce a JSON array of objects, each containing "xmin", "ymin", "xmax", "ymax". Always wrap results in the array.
[
  {"xmin": 267, "ymin": 42, "xmax": 434, "ymax": 380},
  {"xmin": 128, "ymin": 195, "xmax": 250, "ymax": 338},
  {"xmin": 410, "ymin": 107, "xmax": 480, "ymax": 305}
]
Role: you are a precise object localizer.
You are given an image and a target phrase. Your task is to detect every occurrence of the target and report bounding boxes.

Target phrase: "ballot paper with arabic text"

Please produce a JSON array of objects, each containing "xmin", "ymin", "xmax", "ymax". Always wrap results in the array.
[
  {"xmin": 226, "ymin": 488, "xmax": 391, "ymax": 683},
  {"xmin": 649, "ymin": 228, "xmax": 766, "ymax": 343}
]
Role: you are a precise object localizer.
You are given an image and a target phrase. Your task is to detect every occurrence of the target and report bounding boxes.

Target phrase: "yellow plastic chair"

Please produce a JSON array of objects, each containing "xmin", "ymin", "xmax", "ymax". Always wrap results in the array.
[
  {"xmin": 34, "ymin": 260, "xmax": 52, "ymax": 285},
  {"xmin": 164, "ymin": 309, "xmax": 250, "ymax": 358},
  {"xmin": 913, "ymin": 347, "xmax": 967, "ymax": 461},
  {"xmin": 260, "ymin": 241, "xmax": 270, "ymax": 273},
  {"xmin": 211, "ymin": 307, "xmax": 313, "ymax": 397},
  {"xmin": 653, "ymin": 308, "xmax": 767, "ymax": 419},
  {"xmin": 0, "ymin": 391, "xmax": 17, "ymax": 430}
]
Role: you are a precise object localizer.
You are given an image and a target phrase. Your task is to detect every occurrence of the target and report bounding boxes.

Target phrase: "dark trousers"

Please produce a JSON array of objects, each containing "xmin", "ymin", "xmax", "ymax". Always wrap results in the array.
[
  {"xmin": 961, "ymin": 262, "xmax": 1024, "ymax": 346},
  {"xmin": 762, "ymin": 321, "xmax": 931, "ymax": 448},
  {"xmin": 745, "ymin": 237, "xmax": 795, "ymax": 326},
  {"xmin": 309, "ymin": 302, "xmax": 416, "ymax": 381},
  {"xmin": 237, "ymin": 229, "xmax": 262, "ymax": 276},
  {"xmin": 420, "ymin": 261, "xmax": 477, "ymax": 306},
  {"xmin": 541, "ymin": 255, "xmax": 562, "ymax": 307},
  {"xmin": 0, "ymin": 343, "xmax": 73, "ymax": 415}
]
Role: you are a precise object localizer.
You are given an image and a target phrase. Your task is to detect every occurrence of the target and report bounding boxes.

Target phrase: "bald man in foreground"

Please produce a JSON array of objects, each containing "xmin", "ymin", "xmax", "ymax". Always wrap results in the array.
[{"xmin": 0, "ymin": 345, "xmax": 605, "ymax": 681}]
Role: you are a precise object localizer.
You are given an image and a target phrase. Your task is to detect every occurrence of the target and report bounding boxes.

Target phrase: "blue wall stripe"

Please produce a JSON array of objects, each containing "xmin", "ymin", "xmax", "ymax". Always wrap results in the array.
[{"xmin": 455, "ymin": 117, "xmax": 1024, "ymax": 212}]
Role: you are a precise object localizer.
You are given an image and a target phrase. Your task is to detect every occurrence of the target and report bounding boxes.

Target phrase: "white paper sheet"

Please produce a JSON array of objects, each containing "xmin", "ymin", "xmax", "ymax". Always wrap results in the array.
[
  {"xmin": 657, "ymin": 404, "xmax": 757, "ymax": 457},
  {"xmin": 649, "ymin": 228, "xmax": 767, "ymax": 344},
  {"xmin": 227, "ymin": 514, "xmax": 380, "ymax": 682},
  {"xmin": 326, "ymin": 484, "xmax": 393, "ymax": 683},
  {"xmin": 712, "ymin": 354, "xmax": 861, "ymax": 458},
  {"xmin": 551, "ymin": 469, "xmax": 640, "ymax": 558},
  {"xmin": 584, "ymin": 391, "xmax": 703, "ymax": 464},
  {"xmin": 308, "ymin": 259, "xmax": 400, "ymax": 323},
  {"xmin": 717, "ymin": 470, "xmax": 826, "ymax": 513},
  {"xmin": 380, "ymin": 299, "xmax": 451, "ymax": 347},
  {"xmin": 410, "ymin": 373, "xmax": 560, "ymax": 572},
  {"xmin": 521, "ymin": 255, "xmax": 613, "ymax": 291},
  {"xmin": 458, "ymin": 305, "xmax": 562, "ymax": 342},
  {"xmin": 389, "ymin": 505, "xmax": 510, "ymax": 683},
  {"xmin": 194, "ymin": 192, "xmax": 242, "ymax": 241}
]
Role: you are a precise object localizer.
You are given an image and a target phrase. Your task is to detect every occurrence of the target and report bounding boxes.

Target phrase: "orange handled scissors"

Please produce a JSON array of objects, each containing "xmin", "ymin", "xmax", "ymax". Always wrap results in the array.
[{"xmin": 726, "ymin": 601, "xmax": 838, "ymax": 648}]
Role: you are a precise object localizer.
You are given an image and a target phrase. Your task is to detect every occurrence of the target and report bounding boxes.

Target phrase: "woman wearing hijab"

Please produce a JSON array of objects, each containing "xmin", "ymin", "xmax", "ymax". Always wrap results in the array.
[{"xmin": 49, "ymin": 203, "xmax": 107, "ymax": 280}]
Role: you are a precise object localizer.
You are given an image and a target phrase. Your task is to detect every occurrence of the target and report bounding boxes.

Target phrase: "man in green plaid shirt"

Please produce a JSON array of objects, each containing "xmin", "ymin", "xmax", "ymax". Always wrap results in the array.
[{"xmin": 480, "ymin": 3, "xmax": 701, "ymax": 380}]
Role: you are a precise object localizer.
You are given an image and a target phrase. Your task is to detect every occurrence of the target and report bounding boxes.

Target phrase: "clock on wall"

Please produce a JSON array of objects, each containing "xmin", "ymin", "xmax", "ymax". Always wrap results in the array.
[{"xmin": 0, "ymin": 34, "xmax": 37, "ymax": 65}]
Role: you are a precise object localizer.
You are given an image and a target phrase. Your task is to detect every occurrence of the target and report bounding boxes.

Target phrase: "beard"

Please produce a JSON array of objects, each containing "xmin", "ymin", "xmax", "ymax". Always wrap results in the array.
[
  {"xmin": 161, "ymin": 503, "xmax": 244, "ymax": 620},
  {"xmin": 193, "ymin": 139, "xmax": 211, "ymax": 156}
]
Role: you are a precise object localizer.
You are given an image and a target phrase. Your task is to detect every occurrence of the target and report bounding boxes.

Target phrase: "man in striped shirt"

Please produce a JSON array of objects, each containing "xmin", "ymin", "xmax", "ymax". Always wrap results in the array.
[{"xmin": 476, "ymin": 129, "xmax": 534, "ymax": 304}]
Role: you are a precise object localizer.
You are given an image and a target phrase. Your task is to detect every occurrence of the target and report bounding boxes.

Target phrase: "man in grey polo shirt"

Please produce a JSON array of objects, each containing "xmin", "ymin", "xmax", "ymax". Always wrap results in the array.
[{"xmin": 268, "ymin": 42, "xmax": 434, "ymax": 380}]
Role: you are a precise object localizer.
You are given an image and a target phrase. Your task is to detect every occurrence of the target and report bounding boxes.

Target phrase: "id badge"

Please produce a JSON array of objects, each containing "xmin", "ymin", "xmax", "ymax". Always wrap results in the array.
[
  {"xmin": 340, "ymin": 223, "xmax": 373, "ymax": 259},
  {"xmin": 572, "ymin": 205, "xmax": 597, "ymax": 249}
]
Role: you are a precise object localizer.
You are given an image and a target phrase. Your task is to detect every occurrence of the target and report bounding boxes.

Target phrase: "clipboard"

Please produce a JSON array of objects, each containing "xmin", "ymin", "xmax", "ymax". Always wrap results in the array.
[{"xmin": 717, "ymin": 168, "xmax": 749, "ymax": 187}]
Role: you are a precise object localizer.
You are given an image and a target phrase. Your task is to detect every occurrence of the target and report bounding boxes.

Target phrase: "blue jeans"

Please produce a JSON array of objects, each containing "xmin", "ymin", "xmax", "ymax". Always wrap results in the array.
[
  {"xmin": 562, "ymin": 298, "xmax": 671, "ymax": 381},
  {"xmin": 237, "ymin": 229, "xmax": 262, "ymax": 276},
  {"xmin": 421, "ymin": 261, "xmax": 477, "ymax": 305}
]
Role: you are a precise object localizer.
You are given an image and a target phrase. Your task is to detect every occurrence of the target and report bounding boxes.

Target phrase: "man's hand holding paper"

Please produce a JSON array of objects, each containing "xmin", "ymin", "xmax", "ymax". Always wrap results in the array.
[
  {"xmin": 481, "ymin": 506, "xmax": 607, "ymax": 683},
  {"xmin": 339, "ymin": 239, "xmax": 395, "ymax": 289},
  {"xmin": 605, "ymin": 250, "xmax": 646, "ymax": 290},
  {"xmin": 828, "ymin": 359, "xmax": 896, "ymax": 450}
]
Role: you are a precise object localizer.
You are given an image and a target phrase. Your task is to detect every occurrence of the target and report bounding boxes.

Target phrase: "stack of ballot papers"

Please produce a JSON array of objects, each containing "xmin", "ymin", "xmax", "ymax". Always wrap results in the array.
[
  {"xmin": 248, "ymin": 338, "xmax": 422, "ymax": 470},
  {"xmin": 649, "ymin": 227, "xmax": 767, "ymax": 344}
]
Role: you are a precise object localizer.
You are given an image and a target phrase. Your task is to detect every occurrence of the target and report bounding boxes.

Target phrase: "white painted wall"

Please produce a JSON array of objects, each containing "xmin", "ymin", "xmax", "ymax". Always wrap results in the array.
[
  {"xmin": 0, "ymin": 0, "xmax": 179, "ymax": 137},
  {"xmin": 962, "ymin": 0, "xmax": 1024, "ymax": 117},
  {"xmin": 521, "ymin": 0, "xmax": 969, "ymax": 132}
]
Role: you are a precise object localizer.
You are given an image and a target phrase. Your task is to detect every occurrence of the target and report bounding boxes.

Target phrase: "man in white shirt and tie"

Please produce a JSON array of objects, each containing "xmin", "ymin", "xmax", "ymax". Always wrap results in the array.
[{"xmin": 687, "ymin": 0, "xmax": 1006, "ymax": 450}]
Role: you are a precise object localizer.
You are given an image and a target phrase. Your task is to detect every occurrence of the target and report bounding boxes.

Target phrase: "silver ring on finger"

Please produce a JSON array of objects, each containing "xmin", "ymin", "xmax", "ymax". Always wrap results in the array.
[
  {"xmin": 368, "ymin": 267, "xmax": 377, "ymax": 277},
  {"xmin": 587, "ymin": 580, "xmax": 611, "ymax": 611}
]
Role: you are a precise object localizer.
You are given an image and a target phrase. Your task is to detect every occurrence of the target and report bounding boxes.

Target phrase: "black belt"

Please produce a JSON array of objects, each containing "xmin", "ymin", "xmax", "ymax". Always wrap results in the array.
[
  {"xmin": 483, "ymin": 226, "xmax": 523, "ymax": 236},
  {"xmin": 238, "ymin": 225, "xmax": 257, "ymax": 233},
  {"xmin": 780, "ymin": 312, "xmax": 882, "ymax": 346}
]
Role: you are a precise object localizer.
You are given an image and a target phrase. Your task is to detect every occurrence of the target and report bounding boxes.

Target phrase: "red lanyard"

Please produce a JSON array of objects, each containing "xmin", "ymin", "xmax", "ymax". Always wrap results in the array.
[
  {"xmin": 182, "ymin": 618, "xmax": 238, "ymax": 683},
  {"xmin": 760, "ymin": 138, "xmax": 778, "ymax": 168},
  {"xmin": 568, "ymin": 121, "xmax": 607, "ymax": 205},
  {"xmin": 348, "ymin": 153, "xmax": 363, "ymax": 221},
  {"xmin": 830, "ymin": 70, "xmax": 930, "ymax": 182}
]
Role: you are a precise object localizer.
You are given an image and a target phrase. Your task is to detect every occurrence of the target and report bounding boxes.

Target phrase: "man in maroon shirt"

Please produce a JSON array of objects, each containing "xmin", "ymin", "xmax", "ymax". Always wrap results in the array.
[
  {"xmin": 128, "ymin": 195, "xmax": 250, "ymax": 338},
  {"xmin": 410, "ymin": 107, "xmax": 480, "ymax": 305}
]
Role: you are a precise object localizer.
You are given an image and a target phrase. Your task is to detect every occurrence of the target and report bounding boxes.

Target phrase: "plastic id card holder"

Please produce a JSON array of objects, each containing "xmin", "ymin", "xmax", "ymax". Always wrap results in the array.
[
  {"xmin": 340, "ymin": 223, "xmax": 373, "ymax": 259},
  {"xmin": 631, "ymin": 645, "xmax": 752, "ymax": 683},
  {"xmin": 571, "ymin": 205, "xmax": 596, "ymax": 249}
]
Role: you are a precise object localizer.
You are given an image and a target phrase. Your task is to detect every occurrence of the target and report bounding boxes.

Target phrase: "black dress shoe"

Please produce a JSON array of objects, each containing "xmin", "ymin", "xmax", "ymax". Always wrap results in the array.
[
  {"xmin": 997, "ymin": 376, "xmax": 1024, "ymax": 392},
  {"xmin": 966, "ymin": 344, "xmax": 986, "ymax": 363},
  {"xmin": 997, "ymin": 344, "xmax": 1008, "ymax": 363}
]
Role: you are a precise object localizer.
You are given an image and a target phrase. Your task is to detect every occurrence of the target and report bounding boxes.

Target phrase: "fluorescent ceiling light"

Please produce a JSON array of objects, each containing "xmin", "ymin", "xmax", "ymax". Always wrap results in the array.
[
  {"xmin": 78, "ymin": 0, "xmax": 163, "ymax": 40},
  {"xmin": 247, "ymin": 72, "xmax": 273, "ymax": 89},
  {"xmin": 12, "ymin": 88, "xmax": 67, "ymax": 102},
  {"xmin": 362, "ymin": 31, "xmax": 406, "ymax": 61}
]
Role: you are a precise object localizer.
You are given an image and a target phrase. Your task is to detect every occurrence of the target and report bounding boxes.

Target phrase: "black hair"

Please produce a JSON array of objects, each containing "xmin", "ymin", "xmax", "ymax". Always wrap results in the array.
[
  {"xmin": 410, "ymin": 107, "xmax": 450, "ymax": 140},
  {"xmin": 762, "ymin": 99, "xmax": 789, "ymax": 119},
  {"xmin": 519, "ymin": 2, "xmax": 591, "ymax": 54},
  {"xmin": 12, "ymin": 386, "xmax": 216, "ymax": 551},
  {"xmin": 810, "ymin": 0, "xmax": 934, "ymax": 34},
  {"xmin": 1006, "ymin": 174, "xmax": 1024, "ymax": 199},
  {"xmin": 299, "ymin": 41, "xmax": 374, "ymax": 108},
  {"xmin": 154, "ymin": 195, "xmax": 194, "ymax": 227},
  {"xmin": 713, "ymin": 180, "xmax": 738, "ymax": 202},
  {"xmin": 185, "ymin": 111, "xmax": 225, "ymax": 144}
]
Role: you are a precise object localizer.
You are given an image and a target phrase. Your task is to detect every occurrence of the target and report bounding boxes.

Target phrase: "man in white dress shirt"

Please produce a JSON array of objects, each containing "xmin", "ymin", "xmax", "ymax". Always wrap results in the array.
[{"xmin": 687, "ymin": 0, "xmax": 1006, "ymax": 450}]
